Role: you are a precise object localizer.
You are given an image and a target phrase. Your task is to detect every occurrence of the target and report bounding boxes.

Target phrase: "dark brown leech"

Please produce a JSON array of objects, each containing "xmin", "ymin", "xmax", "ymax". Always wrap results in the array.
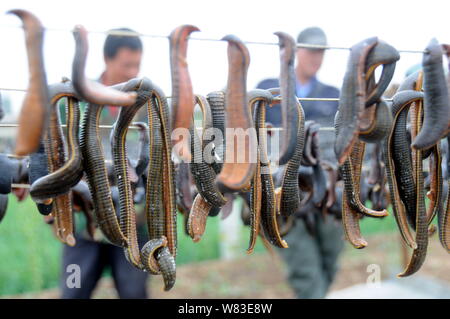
[
  {"xmin": 189, "ymin": 95, "xmax": 227, "ymax": 208},
  {"xmin": 391, "ymin": 99, "xmax": 417, "ymax": 229},
  {"xmin": 439, "ymin": 136, "xmax": 450, "ymax": 251},
  {"xmin": 156, "ymin": 246, "xmax": 176, "ymax": 291},
  {"xmin": 141, "ymin": 236, "xmax": 167, "ymax": 274},
  {"xmin": 321, "ymin": 161, "xmax": 338, "ymax": 210},
  {"xmin": 312, "ymin": 163, "xmax": 327, "ymax": 207},
  {"xmin": 358, "ymin": 100, "xmax": 393, "ymax": 143},
  {"xmin": 363, "ymin": 41, "xmax": 399, "ymax": 109},
  {"xmin": 247, "ymin": 148, "xmax": 262, "ymax": 254},
  {"xmin": 252, "ymin": 90, "xmax": 288, "ymax": 248},
  {"xmin": 145, "ymin": 97, "xmax": 165, "ymax": 242},
  {"xmin": 144, "ymin": 94, "xmax": 177, "ymax": 290},
  {"xmin": 334, "ymin": 112, "xmax": 367, "ymax": 248},
  {"xmin": 397, "ymin": 88, "xmax": 429, "ymax": 277},
  {"xmin": 247, "ymin": 90, "xmax": 274, "ymax": 252},
  {"xmin": 334, "ymin": 37, "xmax": 378, "ymax": 165},
  {"xmin": 425, "ymin": 144, "xmax": 443, "ymax": 225},
  {"xmin": 140, "ymin": 236, "xmax": 176, "ymax": 291},
  {"xmin": 152, "ymin": 85, "xmax": 178, "ymax": 258},
  {"xmin": 412, "ymin": 39, "xmax": 449, "ymax": 150},
  {"xmin": 38, "ymin": 83, "xmax": 78, "ymax": 246},
  {"xmin": 111, "ymin": 78, "xmax": 152, "ymax": 269},
  {"xmin": 133, "ymin": 122, "xmax": 150, "ymax": 177},
  {"xmin": 207, "ymin": 91, "xmax": 226, "ymax": 174},
  {"xmin": 72, "ymin": 180, "xmax": 96, "ymax": 240},
  {"xmin": 111, "ymin": 79, "xmax": 177, "ymax": 289},
  {"xmin": 279, "ymin": 99, "xmax": 305, "ymax": 216},
  {"xmin": 302, "ymin": 121, "xmax": 320, "ymax": 166},
  {"xmin": 174, "ymin": 162, "xmax": 194, "ymax": 216},
  {"xmin": 360, "ymin": 40, "xmax": 398, "ymax": 139},
  {"xmin": 29, "ymin": 143, "xmax": 53, "ymax": 215},
  {"xmin": 341, "ymin": 139, "xmax": 388, "ymax": 218},
  {"xmin": 301, "ymin": 121, "xmax": 326, "ymax": 207},
  {"xmin": 385, "ymin": 90, "xmax": 424, "ymax": 249},
  {"xmin": 274, "ymin": 31, "xmax": 299, "ymax": 165},
  {"xmin": 80, "ymin": 83, "xmax": 132, "ymax": 247},
  {"xmin": 30, "ymin": 82, "xmax": 83, "ymax": 202}
]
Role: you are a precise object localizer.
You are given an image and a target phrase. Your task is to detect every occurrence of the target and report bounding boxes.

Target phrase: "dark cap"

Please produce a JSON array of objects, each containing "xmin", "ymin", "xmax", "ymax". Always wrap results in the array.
[{"xmin": 297, "ymin": 27, "xmax": 327, "ymax": 47}]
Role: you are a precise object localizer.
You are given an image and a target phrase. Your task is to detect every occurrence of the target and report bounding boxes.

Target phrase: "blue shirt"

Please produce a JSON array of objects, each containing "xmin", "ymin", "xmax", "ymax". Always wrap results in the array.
[
  {"xmin": 296, "ymin": 76, "xmax": 316, "ymax": 98},
  {"xmin": 257, "ymin": 77, "xmax": 339, "ymax": 127}
]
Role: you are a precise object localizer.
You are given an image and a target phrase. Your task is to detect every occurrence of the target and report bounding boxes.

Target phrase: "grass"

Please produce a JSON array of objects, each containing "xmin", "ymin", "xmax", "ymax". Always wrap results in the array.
[
  {"xmin": 360, "ymin": 211, "xmax": 398, "ymax": 235},
  {"xmin": 0, "ymin": 195, "xmax": 61, "ymax": 296}
]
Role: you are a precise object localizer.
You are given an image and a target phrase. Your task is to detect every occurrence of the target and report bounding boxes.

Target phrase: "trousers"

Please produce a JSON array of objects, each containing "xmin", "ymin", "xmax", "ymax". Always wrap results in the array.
[
  {"xmin": 276, "ymin": 215, "xmax": 344, "ymax": 299},
  {"xmin": 60, "ymin": 237, "xmax": 149, "ymax": 299}
]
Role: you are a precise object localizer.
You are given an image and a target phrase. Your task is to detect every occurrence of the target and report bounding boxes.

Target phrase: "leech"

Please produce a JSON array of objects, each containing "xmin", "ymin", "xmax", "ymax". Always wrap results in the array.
[
  {"xmin": 187, "ymin": 194, "xmax": 212, "ymax": 242},
  {"xmin": 72, "ymin": 25, "xmax": 137, "ymax": 106},
  {"xmin": 169, "ymin": 25, "xmax": 200, "ymax": 162},
  {"xmin": 334, "ymin": 37, "xmax": 378, "ymax": 165},
  {"xmin": 30, "ymin": 81, "xmax": 83, "ymax": 202},
  {"xmin": 250, "ymin": 89, "xmax": 288, "ymax": 248},
  {"xmin": 274, "ymin": 31, "xmax": 299, "ymax": 165},
  {"xmin": 215, "ymin": 35, "xmax": 256, "ymax": 191},
  {"xmin": 8, "ymin": 9, "xmax": 50, "ymax": 156},
  {"xmin": 412, "ymin": 39, "xmax": 449, "ymax": 150}
]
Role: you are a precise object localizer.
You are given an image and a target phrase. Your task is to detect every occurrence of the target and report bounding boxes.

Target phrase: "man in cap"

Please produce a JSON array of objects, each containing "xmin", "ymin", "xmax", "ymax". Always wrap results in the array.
[{"xmin": 256, "ymin": 26, "xmax": 344, "ymax": 298}]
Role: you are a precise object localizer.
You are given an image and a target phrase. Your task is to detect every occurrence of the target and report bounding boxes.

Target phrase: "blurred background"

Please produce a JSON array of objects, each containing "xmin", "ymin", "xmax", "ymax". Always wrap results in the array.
[{"xmin": 0, "ymin": 0, "xmax": 449, "ymax": 299}]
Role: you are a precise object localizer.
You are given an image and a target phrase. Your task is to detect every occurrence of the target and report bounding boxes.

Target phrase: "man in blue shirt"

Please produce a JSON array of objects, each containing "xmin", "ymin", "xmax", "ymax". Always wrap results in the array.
[{"xmin": 256, "ymin": 27, "xmax": 343, "ymax": 298}]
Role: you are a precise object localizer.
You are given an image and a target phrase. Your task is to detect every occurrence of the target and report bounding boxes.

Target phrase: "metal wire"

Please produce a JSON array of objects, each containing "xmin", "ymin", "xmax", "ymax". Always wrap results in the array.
[
  {"xmin": 0, "ymin": 123, "xmax": 146, "ymax": 130},
  {"xmin": 0, "ymin": 87, "xmax": 397, "ymax": 105},
  {"xmin": 11, "ymin": 183, "xmax": 30, "ymax": 189},
  {"xmin": 1, "ymin": 24, "xmax": 428, "ymax": 53},
  {"xmin": 0, "ymin": 123, "xmax": 336, "ymax": 131},
  {"xmin": 0, "ymin": 87, "xmax": 26, "ymax": 92}
]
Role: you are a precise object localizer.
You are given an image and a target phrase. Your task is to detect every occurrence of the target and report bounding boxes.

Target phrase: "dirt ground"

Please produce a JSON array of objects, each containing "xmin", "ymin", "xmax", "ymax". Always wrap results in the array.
[{"xmin": 5, "ymin": 234, "xmax": 450, "ymax": 299}]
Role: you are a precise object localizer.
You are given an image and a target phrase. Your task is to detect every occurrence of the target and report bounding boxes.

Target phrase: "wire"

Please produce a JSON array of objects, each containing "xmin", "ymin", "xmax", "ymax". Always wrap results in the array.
[
  {"xmin": 0, "ymin": 123, "xmax": 146, "ymax": 130},
  {"xmin": 0, "ymin": 122, "xmax": 337, "ymax": 132},
  {"xmin": 0, "ymin": 87, "xmax": 398, "ymax": 105},
  {"xmin": 0, "ymin": 24, "xmax": 428, "ymax": 53},
  {"xmin": 11, "ymin": 183, "xmax": 30, "ymax": 189},
  {"xmin": 0, "ymin": 88, "xmax": 26, "ymax": 92}
]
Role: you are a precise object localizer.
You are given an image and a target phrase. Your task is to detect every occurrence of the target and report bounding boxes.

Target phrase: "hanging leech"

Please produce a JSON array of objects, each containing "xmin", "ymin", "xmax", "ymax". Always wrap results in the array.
[
  {"xmin": 111, "ymin": 78, "xmax": 176, "ymax": 290},
  {"xmin": 336, "ymin": 39, "xmax": 398, "ymax": 248},
  {"xmin": 8, "ymin": 9, "xmax": 50, "ymax": 156},
  {"xmin": 72, "ymin": 25, "xmax": 137, "ymax": 106},
  {"xmin": 30, "ymin": 81, "xmax": 83, "ymax": 203}
]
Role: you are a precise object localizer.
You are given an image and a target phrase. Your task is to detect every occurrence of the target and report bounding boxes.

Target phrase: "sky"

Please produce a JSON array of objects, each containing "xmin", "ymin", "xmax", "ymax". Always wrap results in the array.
[{"xmin": 0, "ymin": 0, "xmax": 448, "ymax": 117}]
